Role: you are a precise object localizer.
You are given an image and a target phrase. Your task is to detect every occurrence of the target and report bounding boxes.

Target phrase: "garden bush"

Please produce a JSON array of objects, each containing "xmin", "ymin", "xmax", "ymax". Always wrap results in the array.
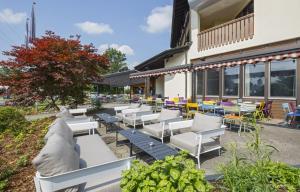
[
  {"xmin": 0, "ymin": 107, "xmax": 29, "ymax": 135},
  {"xmin": 220, "ymin": 113, "xmax": 300, "ymax": 192},
  {"xmin": 121, "ymin": 151, "xmax": 213, "ymax": 192}
]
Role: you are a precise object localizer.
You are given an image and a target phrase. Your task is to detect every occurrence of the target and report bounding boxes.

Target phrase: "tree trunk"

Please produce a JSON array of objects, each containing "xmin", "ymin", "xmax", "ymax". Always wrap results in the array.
[{"xmin": 50, "ymin": 96, "xmax": 60, "ymax": 111}]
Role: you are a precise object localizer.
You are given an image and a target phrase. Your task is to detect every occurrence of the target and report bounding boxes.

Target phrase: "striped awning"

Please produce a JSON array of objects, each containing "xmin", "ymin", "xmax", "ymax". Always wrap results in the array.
[
  {"xmin": 194, "ymin": 51, "xmax": 300, "ymax": 71},
  {"xmin": 130, "ymin": 65, "xmax": 191, "ymax": 79},
  {"xmin": 130, "ymin": 50, "xmax": 300, "ymax": 79}
]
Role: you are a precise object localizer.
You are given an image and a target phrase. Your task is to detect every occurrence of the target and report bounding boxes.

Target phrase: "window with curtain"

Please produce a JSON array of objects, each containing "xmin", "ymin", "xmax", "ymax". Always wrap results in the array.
[
  {"xmin": 270, "ymin": 59, "xmax": 296, "ymax": 97},
  {"xmin": 244, "ymin": 63, "xmax": 265, "ymax": 97},
  {"xmin": 223, "ymin": 66, "xmax": 239, "ymax": 96},
  {"xmin": 196, "ymin": 71, "xmax": 203, "ymax": 95},
  {"xmin": 206, "ymin": 69, "xmax": 219, "ymax": 95}
]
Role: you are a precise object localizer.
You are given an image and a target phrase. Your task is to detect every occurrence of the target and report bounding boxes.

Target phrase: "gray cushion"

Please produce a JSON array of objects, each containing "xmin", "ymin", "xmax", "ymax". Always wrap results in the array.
[
  {"xmin": 32, "ymin": 134, "xmax": 80, "ymax": 192},
  {"xmin": 130, "ymin": 103, "xmax": 140, "ymax": 108},
  {"xmin": 139, "ymin": 105, "xmax": 152, "ymax": 112},
  {"xmin": 45, "ymin": 118, "xmax": 75, "ymax": 146},
  {"xmin": 170, "ymin": 132, "xmax": 220, "ymax": 156},
  {"xmin": 56, "ymin": 109, "xmax": 73, "ymax": 119},
  {"xmin": 143, "ymin": 123, "xmax": 169, "ymax": 138},
  {"xmin": 159, "ymin": 109, "xmax": 180, "ymax": 121},
  {"xmin": 191, "ymin": 113, "xmax": 222, "ymax": 132},
  {"xmin": 64, "ymin": 117, "xmax": 91, "ymax": 124},
  {"xmin": 75, "ymin": 135, "xmax": 117, "ymax": 168}
]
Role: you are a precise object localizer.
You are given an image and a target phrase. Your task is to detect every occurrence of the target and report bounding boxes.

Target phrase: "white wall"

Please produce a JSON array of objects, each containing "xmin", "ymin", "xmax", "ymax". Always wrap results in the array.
[
  {"xmin": 155, "ymin": 76, "xmax": 164, "ymax": 97},
  {"xmin": 164, "ymin": 52, "xmax": 189, "ymax": 98},
  {"xmin": 189, "ymin": 0, "xmax": 300, "ymax": 61}
]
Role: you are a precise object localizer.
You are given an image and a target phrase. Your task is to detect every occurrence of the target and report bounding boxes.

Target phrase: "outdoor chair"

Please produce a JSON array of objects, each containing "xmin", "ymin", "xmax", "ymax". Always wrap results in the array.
[
  {"xmin": 281, "ymin": 103, "xmax": 300, "ymax": 126},
  {"xmin": 186, "ymin": 103, "xmax": 199, "ymax": 119},
  {"xmin": 33, "ymin": 117, "xmax": 134, "ymax": 192},
  {"xmin": 254, "ymin": 101, "xmax": 265, "ymax": 120},
  {"xmin": 140, "ymin": 109, "xmax": 182, "ymax": 143},
  {"xmin": 56, "ymin": 108, "xmax": 92, "ymax": 125},
  {"xmin": 114, "ymin": 103, "xmax": 140, "ymax": 120},
  {"xmin": 289, "ymin": 102, "xmax": 296, "ymax": 112},
  {"xmin": 123, "ymin": 105, "xmax": 153, "ymax": 128},
  {"xmin": 154, "ymin": 98, "xmax": 164, "ymax": 112},
  {"xmin": 168, "ymin": 113, "xmax": 225, "ymax": 168},
  {"xmin": 263, "ymin": 101, "xmax": 273, "ymax": 118}
]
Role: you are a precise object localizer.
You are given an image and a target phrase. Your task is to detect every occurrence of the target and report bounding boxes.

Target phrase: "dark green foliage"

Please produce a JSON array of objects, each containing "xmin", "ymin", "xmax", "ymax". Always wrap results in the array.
[
  {"xmin": 0, "ymin": 107, "xmax": 29, "ymax": 134},
  {"xmin": 121, "ymin": 151, "xmax": 213, "ymax": 192}
]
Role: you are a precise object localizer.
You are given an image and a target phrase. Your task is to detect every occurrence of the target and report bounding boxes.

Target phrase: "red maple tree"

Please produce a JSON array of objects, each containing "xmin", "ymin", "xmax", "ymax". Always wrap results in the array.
[{"xmin": 0, "ymin": 31, "xmax": 109, "ymax": 109}]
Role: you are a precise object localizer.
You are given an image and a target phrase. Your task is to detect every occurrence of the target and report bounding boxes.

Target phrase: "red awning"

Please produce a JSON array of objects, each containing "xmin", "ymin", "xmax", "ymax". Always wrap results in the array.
[
  {"xmin": 130, "ymin": 65, "xmax": 191, "ymax": 79},
  {"xmin": 194, "ymin": 51, "xmax": 300, "ymax": 71}
]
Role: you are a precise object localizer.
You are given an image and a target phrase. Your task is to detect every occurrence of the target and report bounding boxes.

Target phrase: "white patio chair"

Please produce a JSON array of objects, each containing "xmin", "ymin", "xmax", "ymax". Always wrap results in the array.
[
  {"xmin": 123, "ymin": 105, "xmax": 153, "ymax": 128},
  {"xmin": 57, "ymin": 108, "xmax": 92, "ymax": 124},
  {"xmin": 114, "ymin": 103, "xmax": 140, "ymax": 120},
  {"xmin": 168, "ymin": 113, "xmax": 225, "ymax": 168},
  {"xmin": 141, "ymin": 109, "xmax": 182, "ymax": 143}
]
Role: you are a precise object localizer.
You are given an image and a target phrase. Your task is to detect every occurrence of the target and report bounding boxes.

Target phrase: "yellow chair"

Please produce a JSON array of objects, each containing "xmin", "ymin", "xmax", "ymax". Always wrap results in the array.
[
  {"xmin": 254, "ymin": 101, "xmax": 265, "ymax": 120},
  {"xmin": 172, "ymin": 97, "xmax": 180, "ymax": 103},
  {"xmin": 186, "ymin": 103, "xmax": 199, "ymax": 119}
]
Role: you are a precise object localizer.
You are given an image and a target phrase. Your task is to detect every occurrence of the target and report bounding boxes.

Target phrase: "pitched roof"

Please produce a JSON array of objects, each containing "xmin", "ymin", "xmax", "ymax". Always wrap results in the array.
[{"xmin": 134, "ymin": 44, "xmax": 191, "ymax": 71}]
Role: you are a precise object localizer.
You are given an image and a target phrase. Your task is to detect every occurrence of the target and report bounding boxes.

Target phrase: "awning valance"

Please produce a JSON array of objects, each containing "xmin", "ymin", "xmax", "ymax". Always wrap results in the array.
[
  {"xmin": 130, "ymin": 64, "xmax": 191, "ymax": 79},
  {"xmin": 194, "ymin": 51, "xmax": 300, "ymax": 71},
  {"xmin": 130, "ymin": 50, "xmax": 300, "ymax": 79}
]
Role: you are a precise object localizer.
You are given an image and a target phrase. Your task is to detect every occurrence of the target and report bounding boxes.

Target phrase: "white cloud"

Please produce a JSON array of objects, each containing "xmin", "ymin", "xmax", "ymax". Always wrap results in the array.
[
  {"xmin": 141, "ymin": 5, "xmax": 172, "ymax": 33},
  {"xmin": 75, "ymin": 21, "xmax": 113, "ymax": 35},
  {"xmin": 0, "ymin": 9, "xmax": 26, "ymax": 24},
  {"xmin": 98, "ymin": 43, "xmax": 134, "ymax": 56}
]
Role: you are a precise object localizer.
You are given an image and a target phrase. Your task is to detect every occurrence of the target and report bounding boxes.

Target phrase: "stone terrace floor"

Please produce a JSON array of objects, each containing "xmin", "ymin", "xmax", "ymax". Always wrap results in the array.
[{"xmin": 96, "ymin": 103, "xmax": 300, "ymax": 175}]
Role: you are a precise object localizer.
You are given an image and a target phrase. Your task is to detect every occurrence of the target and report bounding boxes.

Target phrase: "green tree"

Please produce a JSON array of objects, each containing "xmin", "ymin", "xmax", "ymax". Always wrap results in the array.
[{"xmin": 104, "ymin": 48, "xmax": 128, "ymax": 73}]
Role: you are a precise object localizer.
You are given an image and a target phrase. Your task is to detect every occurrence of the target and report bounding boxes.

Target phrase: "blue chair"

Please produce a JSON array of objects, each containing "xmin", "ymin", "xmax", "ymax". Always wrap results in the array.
[{"xmin": 282, "ymin": 103, "xmax": 300, "ymax": 127}]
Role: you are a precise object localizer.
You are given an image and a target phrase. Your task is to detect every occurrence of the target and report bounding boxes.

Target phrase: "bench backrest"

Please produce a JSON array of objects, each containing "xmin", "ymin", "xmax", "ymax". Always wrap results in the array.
[{"xmin": 34, "ymin": 157, "xmax": 134, "ymax": 192}]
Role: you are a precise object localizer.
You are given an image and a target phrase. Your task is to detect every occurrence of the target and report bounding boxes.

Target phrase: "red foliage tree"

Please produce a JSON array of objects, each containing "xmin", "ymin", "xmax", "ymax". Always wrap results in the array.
[{"xmin": 0, "ymin": 31, "xmax": 109, "ymax": 109}]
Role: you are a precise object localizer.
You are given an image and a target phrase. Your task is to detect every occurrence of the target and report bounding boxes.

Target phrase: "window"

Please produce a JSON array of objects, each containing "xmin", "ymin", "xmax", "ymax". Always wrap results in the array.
[
  {"xmin": 196, "ymin": 71, "xmax": 204, "ymax": 95},
  {"xmin": 207, "ymin": 69, "xmax": 219, "ymax": 95},
  {"xmin": 223, "ymin": 66, "xmax": 239, "ymax": 96},
  {"xmin": 244, "ymin": 63, "xmax": 265, "ymax": 97},
  {"xmin": 270, "ymin": 59, "xmax": 296, "ymax": 97}
]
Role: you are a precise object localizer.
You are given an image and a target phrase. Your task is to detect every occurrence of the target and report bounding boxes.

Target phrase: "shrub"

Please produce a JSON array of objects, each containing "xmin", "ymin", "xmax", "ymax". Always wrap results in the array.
[
  {"xmin": 220, "ymin": 113, "xmax": 300, "ymax": 192},
  {"xmin": 121, "ymin": 152, "xmax": 213, "ymax": 192},
  {"xmin": 0, "ymin": 107, "xmax": 29, "ymax": 135},
  {"xmin": 0, "ymin": 179, "xmax": 8, "ymax": 192},
  {"xmin": 16, "ymin": 155, "xmax": 29, "ymax": 168}
]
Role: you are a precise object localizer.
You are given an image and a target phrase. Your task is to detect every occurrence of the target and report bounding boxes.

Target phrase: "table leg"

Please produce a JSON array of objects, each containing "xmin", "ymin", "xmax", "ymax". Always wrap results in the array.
[
  {"xmin": 130, "ymin": 143, "xmax": 133, "ymax": 156},
  {"xmin": 116, "ymin": 129, "xmax": 118, "ymax": 147}
]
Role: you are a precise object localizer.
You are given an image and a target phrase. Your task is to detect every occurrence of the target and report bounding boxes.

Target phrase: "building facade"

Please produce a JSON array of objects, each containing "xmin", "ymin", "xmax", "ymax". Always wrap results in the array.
[{"xmin": 131, "ymin": 0, "xmax": 300, "ymax": 119}]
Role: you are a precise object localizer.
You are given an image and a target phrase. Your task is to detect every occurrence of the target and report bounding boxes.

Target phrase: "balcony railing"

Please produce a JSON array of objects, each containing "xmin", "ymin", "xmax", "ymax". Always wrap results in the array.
[{"xmin": 198, "ymin": 13, "xmax": 254, "ymax": 51}]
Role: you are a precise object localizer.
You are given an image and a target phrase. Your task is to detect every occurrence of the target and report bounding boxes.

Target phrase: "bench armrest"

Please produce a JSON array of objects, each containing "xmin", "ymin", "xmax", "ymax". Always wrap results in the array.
[
  {"xmin": 135, "ymin": 111, "xmax": 153, "ymax": 117},
  {"xmin": 64, "ymin": 117, "xmax": 91, "ymax": 124},
  {"xmin": 168, "ymin": 120, "xmax": 193, "ymax": 136},
  {"xmin": 196, "ymin": 127, "xmax": 225, "ymax": 140},
  {"xmin": 34, "ymin": 157, "xmax": 135, "ymax": 192},
  {"xmin": 141, "ymin": 113, "xmax": 160, "ymax": 122},
  {"xmin": 162, "ymin": 116, "xmax": 183, "ymax": 125},
  {"xmin": 114, "ymin": 106, "xmax": 130, "ymax": 113},
  {"xmin": 69, "ymin": 108, "xmax": 87, "ymax": 115},
  {"xmin": 67, "ymin": 121, "xmax": 98, "ymax": 133}
]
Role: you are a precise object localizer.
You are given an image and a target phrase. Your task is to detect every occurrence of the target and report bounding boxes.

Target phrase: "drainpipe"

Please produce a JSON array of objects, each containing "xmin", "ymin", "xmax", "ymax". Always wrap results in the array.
[{"xmin": 185, "ymin": 50, "xmax": 188, "ymax": 99}]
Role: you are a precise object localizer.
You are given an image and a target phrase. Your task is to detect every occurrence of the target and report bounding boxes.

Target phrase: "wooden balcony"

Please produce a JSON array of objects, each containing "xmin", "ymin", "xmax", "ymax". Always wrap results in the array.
[{"xmin": 198, "ymin": 13, "xmax": 254, "ymax": 51}]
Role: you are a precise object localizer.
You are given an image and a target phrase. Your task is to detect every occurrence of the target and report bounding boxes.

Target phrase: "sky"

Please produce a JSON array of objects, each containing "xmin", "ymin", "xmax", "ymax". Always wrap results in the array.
[{"xmin": 0, "ymin": 0, "xmax": 173, "ymax": 69}]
